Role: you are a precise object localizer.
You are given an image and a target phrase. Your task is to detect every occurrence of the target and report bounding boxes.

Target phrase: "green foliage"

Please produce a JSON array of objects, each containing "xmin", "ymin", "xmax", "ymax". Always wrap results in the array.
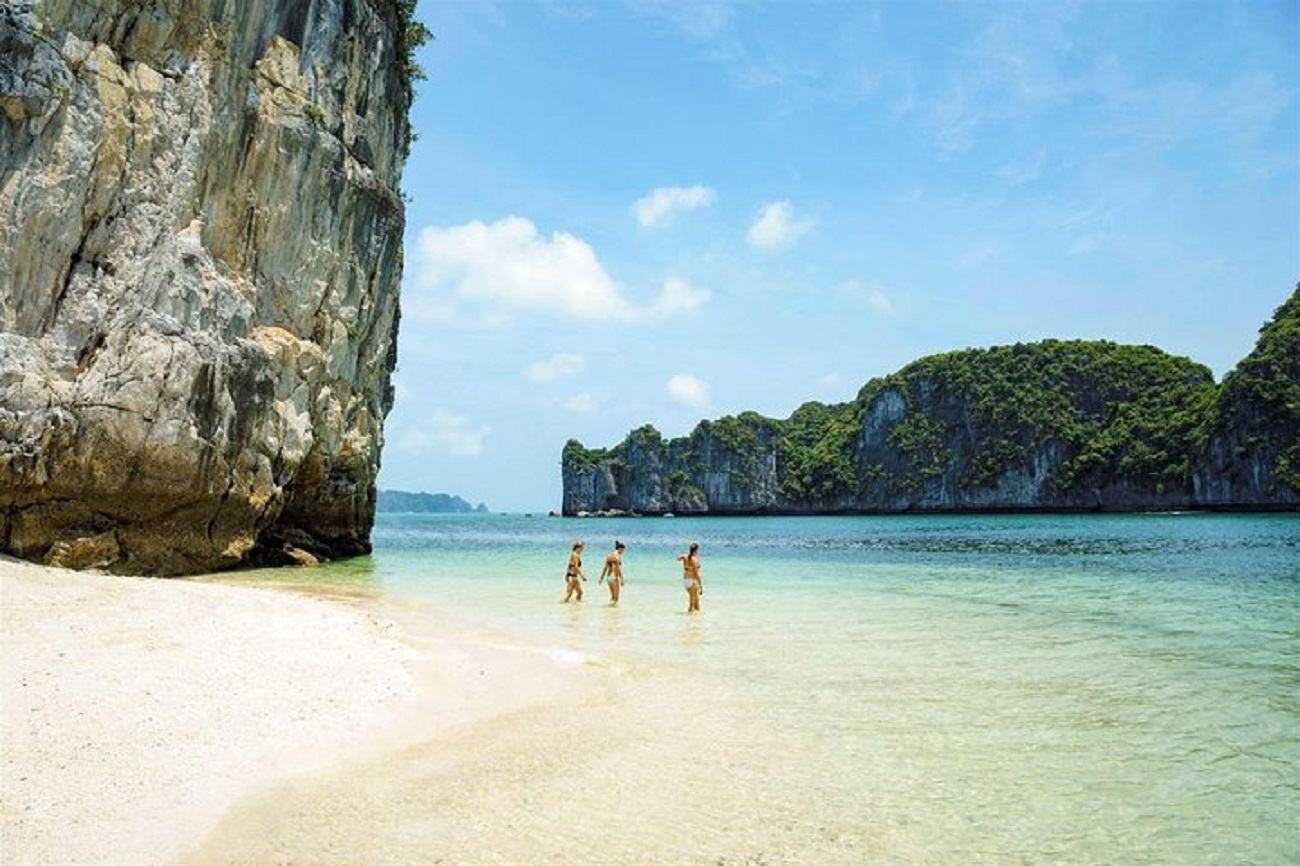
[
  {"xmin": 777, "ymin": 401, "xmax": 859, "ymax": 500},
  {"xmin": 870, "ymin": 340, "xmax": 1216, "ymax": 493},
  {"xmin": 695, "ymin": 412, "xmax": 778, "ymax": 482},
  {"xmin": 395, "ymin": 1, "xmax": 432, "ymax": 93},
  {"xmin": 706, "ymin": 412, "xmax": 766, "ymax": 452},
  {"xmin": 887, "ymin": 413, "xmax": 948, "ymax": 484},
  {"xmin": 665, "ymin": 470, "xmax": 705, "ymax": 504},
  {"xmin": 696, "ymin": 410, "xmax": 764, "ymax": 457},
  {"xmin": 49, "ymin": 76, "xmax": 71, "ymax": 103},
  {"xmin": 1209, "ymin": 285, "xmax": 1300, "ymax": 488},
  {"xmin": 392, "ymin": 0, "xmax": 432, "ymax": 162},
  {"xmin": 561, "ymin": 439, "xmax": 611, "ymax": 471},
  {"xmin": 626, "ymin": 424, "xmax": 665, "ymax": 453},
  {"xmin": 564, "ymin": 292, "xmax": 1298, "ymax": 509}
]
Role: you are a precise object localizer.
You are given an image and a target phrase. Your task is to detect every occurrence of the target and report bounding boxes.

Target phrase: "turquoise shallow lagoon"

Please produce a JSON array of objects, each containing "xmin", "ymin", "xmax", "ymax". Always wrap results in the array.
[{"xmin": 241, "ymin": 512, "xmax": 1298, "ymax": 863}]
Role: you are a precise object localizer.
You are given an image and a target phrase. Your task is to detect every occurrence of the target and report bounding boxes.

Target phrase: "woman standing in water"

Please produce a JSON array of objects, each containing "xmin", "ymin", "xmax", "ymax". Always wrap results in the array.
[
  {"xmin": 561, "ymin": 540, "xmax": 586, "ymax": 602},
  {"xmin": 678, "ymin": 542, "xmax": 702, "ymax": 613},
  {"xmin": 599, "ymin": 540, "xmax": 627, "ymax": 606}
]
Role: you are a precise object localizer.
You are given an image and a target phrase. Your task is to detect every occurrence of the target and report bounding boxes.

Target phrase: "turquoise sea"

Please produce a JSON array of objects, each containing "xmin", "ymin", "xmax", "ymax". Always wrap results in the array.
[{"xmin": 236, "ymin": 512, "xmax": 1298, "ymax": 863}]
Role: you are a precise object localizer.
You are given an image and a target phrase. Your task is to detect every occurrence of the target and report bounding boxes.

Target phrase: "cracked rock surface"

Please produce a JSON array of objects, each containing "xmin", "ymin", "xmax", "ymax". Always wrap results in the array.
[{"xmin": 1, "ymin": 0, "xmax": 408, "ymax": 575}]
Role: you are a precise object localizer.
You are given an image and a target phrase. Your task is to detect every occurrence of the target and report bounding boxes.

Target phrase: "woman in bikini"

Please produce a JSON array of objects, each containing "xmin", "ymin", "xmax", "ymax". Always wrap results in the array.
[
  {"xmin": 678, "ymin": 541, "xmax": 702, "ymax": 613},
  {"xmin": 561, "ymin": 540, "xmax": 586, "ymax": 602},
  {"xmin": 599, "ymin": 540, "xmax": 626, "ymax": 606}
]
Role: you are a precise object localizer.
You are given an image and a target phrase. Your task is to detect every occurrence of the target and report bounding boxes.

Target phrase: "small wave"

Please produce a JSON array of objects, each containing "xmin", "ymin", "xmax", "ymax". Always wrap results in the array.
[{"xmin": 542, "ymin": 647, "xmax": 590, "ymax": 665}]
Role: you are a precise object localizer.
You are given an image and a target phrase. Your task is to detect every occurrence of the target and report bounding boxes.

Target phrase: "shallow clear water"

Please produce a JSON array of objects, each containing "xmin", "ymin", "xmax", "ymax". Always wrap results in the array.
[{"xmin": 238, "ymin": 513, "xmax": 1299, "ymax": 862}]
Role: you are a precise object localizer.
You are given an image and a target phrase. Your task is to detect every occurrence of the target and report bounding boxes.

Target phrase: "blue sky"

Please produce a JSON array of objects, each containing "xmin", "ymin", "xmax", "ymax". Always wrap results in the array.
[{"xmin": 378, "ymin": 0, "xmax": 1299, "ymax": 512}]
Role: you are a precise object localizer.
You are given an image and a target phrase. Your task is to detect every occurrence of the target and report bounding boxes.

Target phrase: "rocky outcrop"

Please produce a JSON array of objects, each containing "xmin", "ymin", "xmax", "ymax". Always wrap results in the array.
[
  {"xmin": 563, "ymin": 292, "xmax": 1300, "ymax": 515},
  {"xmin": 562, "ymin": 419, "xmax": 785, "ymax": 515},
  {"xmin": 0, "ymin": 0, "xmax": 412, "ymax": 574},
  {"xmin": 1193, "ymin": 289, "xmax": 1300, "ymax": 507}
]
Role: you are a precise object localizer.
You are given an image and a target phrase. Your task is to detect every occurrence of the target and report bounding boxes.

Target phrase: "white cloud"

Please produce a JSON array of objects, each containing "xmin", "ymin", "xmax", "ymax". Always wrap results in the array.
[
  {"xmin": 868, "ymin": 291, "xmax": 895, "ymax": 316},
  {"xmin": 411, "ymin": 216, "xmax": 709, "ymax": 323},
  {"xmin": 526, "ymin": 353, "xmax": 586, "ymax": 382},
  {"xmin": 564, "ymin": 393, "xmax": 597, "ymax": 413},
  {"xmin": 645, "ymin": 276, "xmax": 709, "ymax": 318},
  {"xmin": 746, "ymin": 201, "xmax": 815, "ymax": 249},
  {"xmin": 667, "ymin": 373, "xmax": 711, "ymax": 408},
  {"xmin": 396, "ymin": 410, "xmax": 491, "ymax": 457},
  {"xmin": 633, "ymin": 185, "xmax": 717, "ymax": 227},
  {"xmin": 838, "ymin": 280, "xmax": 896, "ymax": 316}
]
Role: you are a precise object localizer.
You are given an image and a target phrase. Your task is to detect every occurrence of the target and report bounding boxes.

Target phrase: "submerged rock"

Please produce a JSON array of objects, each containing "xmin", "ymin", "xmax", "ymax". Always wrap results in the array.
[{"xmin": 0, "ymin": 0, "xmax": 413, "ymax": 574}]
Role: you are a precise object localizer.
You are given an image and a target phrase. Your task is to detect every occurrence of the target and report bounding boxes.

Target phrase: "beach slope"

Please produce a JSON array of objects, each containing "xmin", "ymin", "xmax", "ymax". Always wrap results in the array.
[{"xmin": 1, "ymin": 557, "xmax": 419, "ymax": 864}]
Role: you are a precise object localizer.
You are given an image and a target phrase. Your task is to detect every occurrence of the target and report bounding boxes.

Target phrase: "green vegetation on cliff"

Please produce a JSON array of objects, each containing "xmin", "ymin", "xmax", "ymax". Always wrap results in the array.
[
  {"xmin": 562, "ymin": 438, "xmax": 613, "ymax": 471},
  {"xmin": 394, "ymin": 1, "xmax": 432, "ymax": 95},
  {"xmin": 562, "ymin": 291, "xmax": 1299, "ymax": 513},
  {"xmin": 563, "ymin": 340, "xmax": 1220, "ymax": 509},
  {"xmin": 693, "ymin": 412, "xmax": 778, "ymax": 490},
  {"xmin": 1204, "ymin": 286, "xmax": 1300, "ymax": 489},
  {"xmin": 391, "ymin": 0, "xmax": 432, "ymax": 160},
  {"xmin": 777, "ymin": 340, "xmax": 1218, "ymax": 501},
  {"xmin": 864, "ymin": 340, "xmax": 1216, "ymax": 495},
  {"xmin": 777, "ymin": 401, "xmax": 860, "ymax": 500}
]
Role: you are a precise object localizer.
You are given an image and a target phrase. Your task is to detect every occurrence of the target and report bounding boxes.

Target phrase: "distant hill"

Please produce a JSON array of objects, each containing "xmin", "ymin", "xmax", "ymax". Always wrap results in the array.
[
  {"xmin": 562, "ymin": 285, "xmax": 1299, "ymax": 515},
  {"xmin": 376, "ymin": 490, "xmax": 488, "ymax": 514}
]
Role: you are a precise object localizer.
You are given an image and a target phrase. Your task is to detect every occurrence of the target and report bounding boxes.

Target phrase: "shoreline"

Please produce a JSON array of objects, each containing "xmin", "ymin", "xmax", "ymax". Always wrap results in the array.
[{"xmin": 0, "ymin": 556, "xmax": 606, "ymax": 865}]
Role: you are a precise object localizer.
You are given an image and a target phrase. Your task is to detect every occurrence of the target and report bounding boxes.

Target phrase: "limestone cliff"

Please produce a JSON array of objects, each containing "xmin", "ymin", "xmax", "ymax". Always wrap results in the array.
[
  {"xmin": 0, "ymin": 0, "xmax": 413, "ymax": 574},
  {"xmin": 1193, "ymin": 289, "xmax": 1300, "ymax": 506},
  {"xmin": 563, "ymin": 291, "xmax": 1300, "ymax": 515}
]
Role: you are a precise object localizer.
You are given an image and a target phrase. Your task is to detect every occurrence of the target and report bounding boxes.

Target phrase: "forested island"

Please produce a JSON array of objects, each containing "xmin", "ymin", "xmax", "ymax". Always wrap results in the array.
[
  {"xmin": 563, "ymin": 287, "xmax": 1299, "ymax": 515},
  {"xmin": 376, "ymin": 490, "xmax": 488, "ymax": 514}
]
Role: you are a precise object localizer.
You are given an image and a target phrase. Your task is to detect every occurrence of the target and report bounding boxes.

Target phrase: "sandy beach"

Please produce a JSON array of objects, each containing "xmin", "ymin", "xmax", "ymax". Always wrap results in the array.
[{"xmin": 0, "ymin": 556, "xmax": 606, "ymax": 865}]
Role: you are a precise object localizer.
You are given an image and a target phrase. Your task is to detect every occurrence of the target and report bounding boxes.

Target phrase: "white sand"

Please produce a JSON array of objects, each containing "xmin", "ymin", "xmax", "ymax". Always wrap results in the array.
[{"xmin": 0, "ymin": 556, "xmax": 601, "ymax": 865}]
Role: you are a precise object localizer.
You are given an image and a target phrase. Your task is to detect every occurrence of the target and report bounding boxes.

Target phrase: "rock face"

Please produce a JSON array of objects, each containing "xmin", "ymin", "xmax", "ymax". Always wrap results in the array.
[
  {"xmin": 0, "ymin": 0, "xmax": 411, "ymax": 574},
  {"xmin": 563, "ymin": 290, "xmax": 1300, "ymax": 515},
  {"xmin": 562, "ymin": 422, "xmax": 783, "ymax": 516},
  {"xmin": 1193, "ymin": 290, "xmax": 1300, "ymax": 506}
]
